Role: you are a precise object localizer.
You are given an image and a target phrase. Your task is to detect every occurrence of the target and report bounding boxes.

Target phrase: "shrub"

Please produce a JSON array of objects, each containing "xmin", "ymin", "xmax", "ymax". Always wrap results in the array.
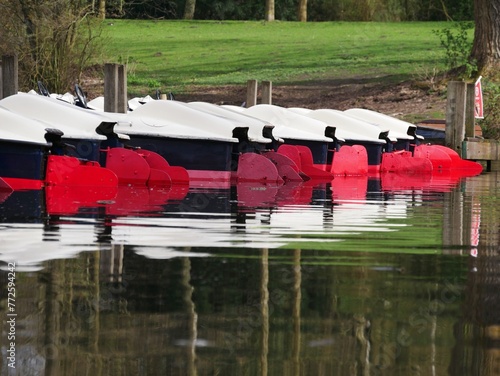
[{"xmin": 478, "ymin": 79, "xmax": 500, "ymax": 140}]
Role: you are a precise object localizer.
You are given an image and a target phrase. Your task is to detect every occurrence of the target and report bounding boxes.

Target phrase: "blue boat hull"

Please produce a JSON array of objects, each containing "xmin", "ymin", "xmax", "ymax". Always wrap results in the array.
[
  {"xmin": 0, "ymin": 141, "xmax": 46, "ymax": 181},
  {"xmin": 281, "ymin": 139, "xmax": 329, "ymax": 165},
  {"xmin": 124, "ymin": 136, "xmax": 234, "ymax": 172},
  {"xmin": 62, "ymin": 139, "xmax": 101, "ymax": 162}
]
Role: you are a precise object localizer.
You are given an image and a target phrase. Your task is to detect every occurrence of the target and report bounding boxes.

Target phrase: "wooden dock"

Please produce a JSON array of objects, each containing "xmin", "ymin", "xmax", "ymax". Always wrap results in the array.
[{"xmin": 463, "ymin": 138, "xmax": 500, "ymax": 171}]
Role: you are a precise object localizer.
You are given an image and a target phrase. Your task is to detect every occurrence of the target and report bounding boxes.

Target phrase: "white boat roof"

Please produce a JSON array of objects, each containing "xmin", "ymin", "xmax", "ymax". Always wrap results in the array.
[
  {"xmin": 287, "ymin": 107, "xmax": 312, "ymax": 115},
  {"xmin": 128, "ymin": 95, "xmax": 155, "ymax": 111},
  {"xmin": 241, "ymin": 104, "xmax": 334, "ymax": 143},
  {"xmin": 87, "ymin": 95, "xmax": 156, "ymax": 112},
  {"xmin": 344, "ymin": 108, "xmax": 416, "ymax": 141},
  {"xmin": 187, "ymin": 101, "xmax": 274, "ymax": 143},
  {"xmin": 87, "ymin": 96, "xmax": 104, "ymax": 111},
  {"xmin": 0, "ymin": 93, "xmax": 113, "ymax": 141},
  {"xmin": 0, "ymin": 107, "xmax": 51, "ymax": 146},
  {"xmin": 298, "ymin": 108, "xmax": 387, "ymax": 144},
  {"xmin": 50, "ymin": 92, "xmax": 76, "ymax": 104},
  {"xmin": 26, "ymin": 89, "xmax": 76, "ymax": 104},
  {"xmin": 220, "ymin": 104, "xmax": 246, "ymax": 113},
  {"xmin": 114, "ymin": 100, "xmax": 239, "ymax": 143}
]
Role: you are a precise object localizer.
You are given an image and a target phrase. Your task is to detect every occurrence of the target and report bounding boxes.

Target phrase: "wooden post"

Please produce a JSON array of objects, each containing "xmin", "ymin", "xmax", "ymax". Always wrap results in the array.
[
  {"xmin": 465, "ymin": 82, "xmax": 476, "ymax": 138},
  {"xmin": 117, "ymin": 64, "xmax": 127, "ymax": 113},
  {"xmin": 104, "ymin": 63, "xmax": 118, "ymax": 113},
  {"xmin": 1, "ymin": 55, "xmax": 18, "ymax": 99},
  {"xmin": 246, "ymin": 79, "xmax": 257, "ymax": 108},
  {"xmin": 445, "ymin": 81, "xmax": 467, "ymax": 153},
  {"xmin": 261, "ymin": 80, "xmax": 272, "ymax": 104},
  {"xmin": 160, "ymin": 93, "xmax": 167, "ymax": 100}
]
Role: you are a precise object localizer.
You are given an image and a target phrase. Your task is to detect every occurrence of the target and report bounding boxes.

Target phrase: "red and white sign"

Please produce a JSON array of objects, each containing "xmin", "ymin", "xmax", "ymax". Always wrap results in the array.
[{"xmin": 474, "ymin": 76, "xmax": 484, "ymax": 119}]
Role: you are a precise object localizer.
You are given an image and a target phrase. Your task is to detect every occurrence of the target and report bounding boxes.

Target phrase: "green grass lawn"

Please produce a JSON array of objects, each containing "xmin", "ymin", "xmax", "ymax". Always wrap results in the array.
[{"xmin": 100, "ymin": 20, "xmax": 463, "ymax": 96}]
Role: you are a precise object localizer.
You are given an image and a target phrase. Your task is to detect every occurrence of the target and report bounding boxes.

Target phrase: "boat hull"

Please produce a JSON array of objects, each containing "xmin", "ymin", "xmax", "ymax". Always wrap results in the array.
[
  {"xmin": 394, "ymin": 139, "xmax": 411, "ymax": 151},
  {"xmin": 343, "ymin": 141, "xmax": 384, "ymax": 173},
  {"xmin": 63, "ymin": 139, "xmax": 101, "ymax": 162},
  {"xmin": 281, "ymin": 138, "xmax": 329, "ymax": 169},
  {"xmin": 124, "ymin": 135, "xmax": 234, "ymax": 180},
  {"xmin": 0, "ymin": 141, "xmax": 46, "ymax": 189}
]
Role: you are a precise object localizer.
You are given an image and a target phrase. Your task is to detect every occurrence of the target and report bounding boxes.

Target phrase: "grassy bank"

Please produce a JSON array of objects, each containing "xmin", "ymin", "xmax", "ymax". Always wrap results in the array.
[{"xmin": 100, "ymin": 20, "xmax": 459, "ymax": 97}]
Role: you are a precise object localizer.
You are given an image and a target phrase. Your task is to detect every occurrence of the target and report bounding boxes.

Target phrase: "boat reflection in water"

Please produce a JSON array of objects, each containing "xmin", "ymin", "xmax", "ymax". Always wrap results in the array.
[
  {"xmin": 0, "ymin": 170, "xmax": 497, "ymax": 376},
  {"xmin": 0, "ymin": 169, "xmax": 476, "ymax": 270}
]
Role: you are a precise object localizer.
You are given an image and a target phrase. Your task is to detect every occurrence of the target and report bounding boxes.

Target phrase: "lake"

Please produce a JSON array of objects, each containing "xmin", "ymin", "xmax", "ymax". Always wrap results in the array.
[{"xmin": 0, "ymin": 171, "xmax": 498, "ymax": 376}]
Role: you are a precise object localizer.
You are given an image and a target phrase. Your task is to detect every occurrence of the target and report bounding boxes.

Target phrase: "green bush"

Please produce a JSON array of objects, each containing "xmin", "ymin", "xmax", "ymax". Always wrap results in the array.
[
  {"xmin": 478, "ymin": 80, "xmax": 500, "ymax": 140},
  {"xmin": 433, "ymin": 21, "xmax": 474, "ymax": 73}
]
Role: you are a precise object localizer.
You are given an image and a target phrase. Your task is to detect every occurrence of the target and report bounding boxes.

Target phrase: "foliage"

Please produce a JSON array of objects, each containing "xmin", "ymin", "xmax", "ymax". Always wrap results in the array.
[
  {"xmin": 108, "ymin": 0, "xmax": 473, "ymax": 21},
  {"xmin": 432, "ymin": 21, "xmax": 500, "ymax": 141},
  {"xmin": 0, "ymin": 0, "xmax": 103, "ymax": 94},
  {"xmin": 109, "ymin": 0, "xmax": 178, "ymax": 19},
  {"xmin": 478, "ymin": 79, "xmax": 500, "ymax": 140},
  {"xmin": 433, "ymin": 22, "xmax": 474, "ymax": 73},
  {"xmin": 194, "ymin": 0, "xmax": 265, "ymax": 21}
]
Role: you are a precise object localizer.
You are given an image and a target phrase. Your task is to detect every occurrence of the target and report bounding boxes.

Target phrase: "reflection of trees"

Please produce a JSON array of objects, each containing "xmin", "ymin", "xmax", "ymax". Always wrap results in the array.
[
  {"xmin": 292, "ymin": 249, "xmax": 301, "ymax": 376},
  {"xmin": 260, "ymin": 248, "xmax": 269, "ymax": 376},
  {"xmin": 450, "ymin": 245, "xmax": 500, "ymax": 375},
  {"xmin": 44, "ymin": 259, "xmax": 63, "ymax": 376},
  {"xmin": 449, "ymin": 173, "xmax": 500, "ymax": 375},
  {"xmin": 19, "ymin": 177, "xmax": 496, "ymax": 374},
  {"xmin": 28, "ymin": 246, "xmax": 466, "ymax": 375},
  {"xmin": 180, "ymin": 251, "xmax": 198, "ymax": 376}
]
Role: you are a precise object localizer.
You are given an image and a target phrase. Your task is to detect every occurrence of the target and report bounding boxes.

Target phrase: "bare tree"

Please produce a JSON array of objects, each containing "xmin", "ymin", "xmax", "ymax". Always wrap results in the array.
[
  {"xmin": 470, "ymin": 0, "xmax": 500, "ymax": 75},
  {"xmin": 265, "ymin": 0, "xmax": 275, "ymax": 21},
  {"xmin": 98, "ymin": 0, "xmax": 106, "ymax": 19},
  {"xmin": 297, "ymin": 0, "xmax": 307, "ymax": 21},
  {"xmin": 184, "ymin": 0, "xmax": 196, "ymax": 20},
  {"xmin": 0, "ymin": 0, "xmax": 103, "ymax": 93}
]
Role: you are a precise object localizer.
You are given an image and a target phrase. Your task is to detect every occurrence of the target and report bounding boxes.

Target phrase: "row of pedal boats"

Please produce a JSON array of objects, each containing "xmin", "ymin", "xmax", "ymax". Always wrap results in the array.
[{"xmin": 0, "ymin": 90, "xmax": 483, "ymax": 193}]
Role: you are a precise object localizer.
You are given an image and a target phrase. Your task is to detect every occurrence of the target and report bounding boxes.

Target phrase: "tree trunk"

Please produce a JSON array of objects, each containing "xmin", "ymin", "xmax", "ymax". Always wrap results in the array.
[
  {"xmin": 297, "ymin": 0, "xmax": 307, "ymax": 22},
  {"xmin": 184, "ymin": 0, "xmax": 196, "ymax": 20},
  {"xmin": 265, "ymin": 0, "xmax": 275, "ymax": 21},
  {"xmin": 98, "ymin": 0, "xmax": 106, "ymax": 20},
  {"xmin": 470, "ymin": 0, "xmax": 500, "ymax": 74}
]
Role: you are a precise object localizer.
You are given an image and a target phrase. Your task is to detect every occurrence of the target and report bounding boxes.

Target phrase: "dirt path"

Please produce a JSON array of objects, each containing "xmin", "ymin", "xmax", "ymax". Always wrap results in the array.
[
  {"xmin": 83, "ymin": 75, "xmax": 445, "ymax": 122},
  {"xmin": 173, "ymin": 79, "xmax": 446, "ymax": 122}
]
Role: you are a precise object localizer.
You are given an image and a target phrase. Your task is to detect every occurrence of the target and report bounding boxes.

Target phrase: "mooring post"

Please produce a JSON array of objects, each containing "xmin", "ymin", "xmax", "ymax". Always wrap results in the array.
[
  {"xmin": 104, "ymin": 63, "xmax": 118, "ymax": 112},
  {"xmin": 246, "ymin": 79, "xmax": 257, "ymax": 108},
  {"xmin": 445, "ymin": 81, "xmax": 467, "ymax": 153},
  {"xmin": 1, "ymin": 55, "xmax": 18, "ymax": 99},
  {"xmin": 117, "ymin": 64, "xmax": 127, "ymax": 113},
  {"xmin": 262, "ymin": 80, "xmax": 272, "ymax": 104},
  {"xmin": 465, "ymin": 82, "xmax": 476, "ymax": 138}
]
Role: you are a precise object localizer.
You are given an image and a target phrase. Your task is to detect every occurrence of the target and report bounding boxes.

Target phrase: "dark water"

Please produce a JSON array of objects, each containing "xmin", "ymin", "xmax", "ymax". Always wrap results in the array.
[{"xmin": 0, "ymin": 172, "xmax": 499, "ymax": 376}]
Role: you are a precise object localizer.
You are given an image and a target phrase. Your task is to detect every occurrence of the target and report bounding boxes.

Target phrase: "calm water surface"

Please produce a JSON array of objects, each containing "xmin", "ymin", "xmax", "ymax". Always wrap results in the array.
[{"xmin": 0, "ymin": 172, "xmax": 499, "ymax": 376}]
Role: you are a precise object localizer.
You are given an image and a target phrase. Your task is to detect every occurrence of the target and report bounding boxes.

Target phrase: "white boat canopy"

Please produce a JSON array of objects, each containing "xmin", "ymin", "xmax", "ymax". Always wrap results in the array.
[
  {"xmin": 0, "ymin": 93, "xmax": 118, "ymax": 141},
  {"xmin": 240, "ymin": 104, "xmax": 335, "ymax": 143},
  {"xmin": 128, "ymin": 95, "xmax": 155, "ymax": 111},
  {"xmin": 293, "ymin": 108, "xmax": 387, "ymax": 145},
  {"xmin": 344, "ymin": 108, "xmax": 419, "ymax": 141},
  {"xmin": 114, "ymin": 100, "xmax": 239, "ymax": 143},
  {"xmin": 287, "ymin": 107, "xmax": 312, "ymax": 116},
  {"xmin": 86, "ymin": 96, "xmax": 105, "ymax": 111},
  {"xmin": 0, "ymin": 107, "xmax": 52, "ymax": 146},
  {"xmin": 220, "ymin": 104, "xmax": 246, "ymax": 113},
  {"xmin": 186, "ymin": 101, "xmax": 275, "ymax": 144}
]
